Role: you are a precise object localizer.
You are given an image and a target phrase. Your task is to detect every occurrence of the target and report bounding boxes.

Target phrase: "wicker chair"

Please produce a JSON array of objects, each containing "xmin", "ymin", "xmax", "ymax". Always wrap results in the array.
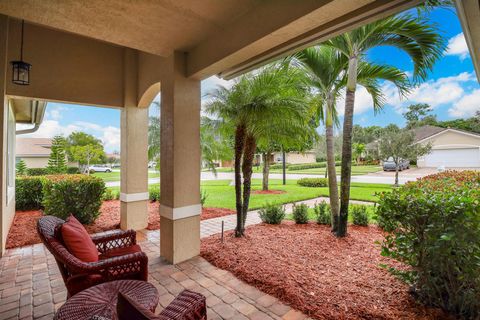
[
  {"xmin": 37, "ymin": 215, "xmax": 148, "ymax": 298},
  {"xmin": 118, "ymin": 289, "xmax": 207, "ymax": 320}
]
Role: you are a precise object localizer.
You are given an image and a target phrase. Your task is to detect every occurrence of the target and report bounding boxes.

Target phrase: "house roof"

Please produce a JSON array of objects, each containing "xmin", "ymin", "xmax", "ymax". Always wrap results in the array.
[
  {"xmin": 16, "ymin": 138, "xmax": 52, "ymax": 157},
  {"xmin": 412, "ymin": 125, "xmax": 446, "ymax": 142},
  {"xmin": 413, "ymin": 125, "xmax": 480, "ymax": 143}
]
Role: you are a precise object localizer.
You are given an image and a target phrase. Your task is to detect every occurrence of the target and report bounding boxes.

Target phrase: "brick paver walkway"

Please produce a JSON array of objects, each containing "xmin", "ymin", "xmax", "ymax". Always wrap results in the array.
[{"xmin": 0, "ymin": 228, "xmax": 308, "ymax": 320}]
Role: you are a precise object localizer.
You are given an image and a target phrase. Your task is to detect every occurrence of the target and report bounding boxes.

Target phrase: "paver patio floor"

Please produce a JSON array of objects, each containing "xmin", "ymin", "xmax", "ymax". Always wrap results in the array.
[{"xmin": 0, "ymin": 226, "xmax": 307, "ymax": 320}]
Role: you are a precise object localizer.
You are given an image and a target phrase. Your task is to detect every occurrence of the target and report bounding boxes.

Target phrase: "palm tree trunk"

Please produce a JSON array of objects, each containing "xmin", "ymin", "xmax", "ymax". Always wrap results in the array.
[
  {"xmin": 241, "ymin": 134, "xmax": 256, "ymax": 230},
  {"xmin": 234, "ymin": 125, "xmax": 246, "ymax": 237},
  {"xmin": 325, "ymin": 98, "xmax": 340, "ymax": 233},
  {"xmin": 262, "ymin": 152, "xmax": 270, "ymax": 191},
  {"xmin": 338, "ymin": 56, "xmax": 358, "ymax": 237}
]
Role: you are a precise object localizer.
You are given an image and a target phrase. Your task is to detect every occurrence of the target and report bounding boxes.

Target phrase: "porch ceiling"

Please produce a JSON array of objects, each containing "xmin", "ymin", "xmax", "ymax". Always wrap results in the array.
[{"xmin": 0, "ymin": 0, "xmax": 422, "ymax": 79}]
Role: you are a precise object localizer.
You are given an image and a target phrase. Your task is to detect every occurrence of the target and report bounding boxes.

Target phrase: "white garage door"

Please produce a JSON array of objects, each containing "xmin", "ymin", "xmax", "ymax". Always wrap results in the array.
[{"xmin": 424, "ymin": 148, "xmax": 480, "ymax": 168}]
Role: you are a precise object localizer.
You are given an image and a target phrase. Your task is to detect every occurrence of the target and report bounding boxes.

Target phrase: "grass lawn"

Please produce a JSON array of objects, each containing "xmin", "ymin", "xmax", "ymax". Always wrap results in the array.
[
  {"xmin": 285, "ymin": 205, "xmax": 377, "ymax": 223},
  {"xmin": 93, "ymin": 171, "xmax": 160, "ymax": 182},
  {"xmin": 202, "ymin": 179, "xmax": 391, "ymax": 210},
  {"xmin": 216, "ymin": 165, "xmax": 381, "ymax": 176},
  {"xmin": 107, "ymin": 179, "xmax": 391, "ymax": 210}
]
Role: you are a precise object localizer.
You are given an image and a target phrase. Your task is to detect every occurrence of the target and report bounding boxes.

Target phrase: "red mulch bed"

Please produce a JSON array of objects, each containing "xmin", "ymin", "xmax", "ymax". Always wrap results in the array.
[
  {"xmin": 6, "ymin": 201, "xmax": 234, "ymax": 249},
  {"xmin": 252, "ymin": 190, "xmax": 286, "ymax": 195},
  {"xmin": 201, "ymin": 222, "xmax": 451, "ymax": 320}
]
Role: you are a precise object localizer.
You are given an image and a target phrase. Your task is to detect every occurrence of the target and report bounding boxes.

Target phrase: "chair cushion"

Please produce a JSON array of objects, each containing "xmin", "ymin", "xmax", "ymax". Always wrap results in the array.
[
  {"xmin": 100, "ymin": 244, "xmax": 142, "ymax": 260},
  {"xmin": 61, "ymin": 215, "xmax": 99, "ymax": 262}
]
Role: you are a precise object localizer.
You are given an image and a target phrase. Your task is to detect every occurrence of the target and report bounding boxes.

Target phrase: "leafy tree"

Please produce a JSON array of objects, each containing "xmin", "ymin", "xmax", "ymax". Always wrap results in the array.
[
  {"xmin": 70, "ymin": 145, "xmax": 104, "ymax": 174},
  {"xmin": 352, "ymin": 125, "xmax": 383, "ymax": 144},
  {"xmin": 66, "ymin": 132, "xmax": 105, "ymax": 163},
  {"xmin": 200, "ymin": 116, "xmax": 233, "ymax": 175},
  {"xmin": 47, "ymin": 135, "xmax": 68, "ymax": 174},
  {"xmin": 148, "ymin": 101, "xmax": 161, "ymax": 167},
  {"xmin": 403, "ymin": 103, "xmax": 438, "ymax": 128},
  {"xmin": 205, "ymin": 63, "xmax": 310, "ymax": 237},
  {"xmin": 378, "ymin": 129, "xmax": 431, "ymax": 185},
  {"xmin": 352, "ymin": 143, "xmax": 366, "ymax": 165},
  {"xmin": 437, "ymin": 115, "xmax": 480, "ymax": 133},
  {"xmin": 326, "ymin": 14, "xmax": 445, "ymax": 236},
  {"xmin": 16, "ymin": 159, "xmax": 27, "ymax": 176}
]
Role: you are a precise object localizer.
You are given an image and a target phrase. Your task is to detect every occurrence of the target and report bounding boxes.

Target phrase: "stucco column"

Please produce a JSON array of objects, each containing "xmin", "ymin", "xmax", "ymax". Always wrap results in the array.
[
  {"xmin": 0, "ymin": 15, "xmax": 8, "ymax": 256},
  {"xmin": 160, "ymin": 52, "xmax": 201, "ymax": 264},
  {"xmin": 120, "ymin": 49, "xmax": 149, "ymax": 230}
]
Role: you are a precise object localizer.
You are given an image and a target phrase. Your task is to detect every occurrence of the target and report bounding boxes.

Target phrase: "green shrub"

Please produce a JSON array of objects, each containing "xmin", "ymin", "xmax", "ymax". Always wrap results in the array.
[
  {"xmin": 149, "ymin": 185, "xmax": 160, "ymax": 201},
  {"xmin": 102, "ymin": 188, "xmax": 115, "ymax": 201},
  {"xmin": 292, "ymin": 203, "xmax": 309, "ymax": 224},
  {"xmin": 297, "ymin": 178, "xmax": 328, "ymax": 187},
  {"xmin": 288, "ymin": 162, "xmax": 326, "ymax": 171},
  {"xmin": 200, "ymin": 189, "xmax": 208, "ymax": 207},
  {"xmin": 27, "ymin": 168, "xmax": 49, "ymax": 176},
  {"xmin": 43, "ymin": 175, "xmax": 106, "ymax": 224},
  {"xmin": 270, "ymin": 163, "xmax": 289, "ymax": 170},
  {"xmin": 259, "ymin": 203, "xmax": 285, "ymax": 224},
  {"xmin": 351, "ymin": 205, "xmax": 369, "ymax": 226},
  {"xmin": 66, "ymin": 167, "xmax": 80, "ymax": 174},
  {"xmin": 313, "ymin": 201, "xmax": 331, "ymax": 225},
  {"xmin": 376, "ymin": 171, "xmax": 480, "ymax": 318},
  {"xmin": 15, "ymin": 176, "xmax": 45, "ymax": 210}
]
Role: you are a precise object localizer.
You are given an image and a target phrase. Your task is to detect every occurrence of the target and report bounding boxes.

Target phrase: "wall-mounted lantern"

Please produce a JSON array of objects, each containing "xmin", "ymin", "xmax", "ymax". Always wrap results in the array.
[{"xmin": 11, "ymin": 20, "xmax": 31, "ymax": 85}]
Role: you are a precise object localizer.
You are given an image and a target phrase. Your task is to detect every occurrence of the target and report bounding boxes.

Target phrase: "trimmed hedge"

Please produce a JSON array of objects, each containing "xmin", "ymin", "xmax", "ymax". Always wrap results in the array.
[
  {"xmin": 66, "ymin": 167, "xmax": 80, "ymax": 174},
  {"xmin": 270, "ymin": 163, "xmax": 289, "ymax": 170},
  {"xmin": 43, "ymin": 175, "xmax": 106, "ymax": 224},
  {"xmin": 27, "ymin": 168, "xmax": 49, "ymax": 176},
  {"xmin": 15, "ymin": 176, "xmax": 45, "ymax": 210},
  {"xmin": 288, "ymin": 161, "xmax": 341, "ymax": 171},
  {"xmin": 377, "ymin": 171, "xmax": 480, "ymax": 318},
  {"xmin": 297, "ymin": 178, "xmax": 328, "ymax": 188}
]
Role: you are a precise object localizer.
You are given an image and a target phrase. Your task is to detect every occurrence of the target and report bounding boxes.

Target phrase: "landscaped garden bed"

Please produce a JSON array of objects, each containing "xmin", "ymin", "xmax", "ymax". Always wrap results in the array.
[
  {"xmin": 201, "ymin": 222, "xmax": 449, "ymax": 319},
  {"xmin": 6, "ymin": 201, "xmax": 234, "ymax": 249}
]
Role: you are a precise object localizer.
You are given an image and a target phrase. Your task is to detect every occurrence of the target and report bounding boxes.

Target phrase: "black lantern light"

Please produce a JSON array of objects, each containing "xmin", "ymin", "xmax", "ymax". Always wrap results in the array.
[{"xmin": 11, "ymin": 20, "xmax": 31, "ymax": 85}]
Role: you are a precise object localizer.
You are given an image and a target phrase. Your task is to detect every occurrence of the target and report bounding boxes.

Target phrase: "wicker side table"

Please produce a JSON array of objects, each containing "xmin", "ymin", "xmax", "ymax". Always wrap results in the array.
[{"xmin": 54, "ymin": 280, "xmax": 159, "ymax": 320}]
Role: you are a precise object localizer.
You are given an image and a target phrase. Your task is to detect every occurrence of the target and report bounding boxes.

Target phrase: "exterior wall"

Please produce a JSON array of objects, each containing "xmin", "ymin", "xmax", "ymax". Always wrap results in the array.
[
  {"xmin": 17, "ymin": 157, "xmax": 78, "ymax": 169},
  {"xmin": 273, "ymin": 152, "xmax": 316, "ymax": 165},
  {"xmin": 417, "ymin": 130, "xmax": 480, "ymax": 167}
]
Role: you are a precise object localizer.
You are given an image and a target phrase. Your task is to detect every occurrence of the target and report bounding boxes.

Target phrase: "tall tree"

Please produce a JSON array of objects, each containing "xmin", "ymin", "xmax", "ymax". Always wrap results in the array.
[
  {"xmin": 205, "ymin": 64, "xmax": 310, "ymax": 236},
  {"xmin": 326, "ymin": 14, "xmax": 445, "ymax": 236},
  {"xmin": 66, "ymin": 132, "xmax": 105, "ymax": 163},
  {"xmin": 200, "ymin": 116, "xmax": 233, "ymax": 174},
  {"xmin": 47, "ymin": 135, "xmax": 68, "ymax": 174},
  {"xmin": 378, "ymin": 129, "xmax": 432, "ymax": 185},
  {"xmin": 148, "ymin": 101, "xmax": 161, "ymax": 169},
  {"xmin": 70, "ymin": 144, "xmax": 104, "ymax": 175},
  {"xmin": 352, "ymin": 143, "xmax": 366, "ymax": 165}
]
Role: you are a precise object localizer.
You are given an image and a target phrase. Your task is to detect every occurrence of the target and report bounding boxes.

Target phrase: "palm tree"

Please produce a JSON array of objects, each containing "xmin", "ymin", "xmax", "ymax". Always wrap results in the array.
[
  {"xmin": 200, "ymin": 116, "xmax": 233, "ymax": 175},
  {"xmin": 204, "ymin": 64, "xmax": 310, "ymax": 236},
  {"xmin": 295, "ymin": 46, "xmax": 411, "ymax": 232},
  {"xmin": 326, "ymin": 14, "xmax": 445, "ymax": 237},
  {"xmin": 352, "ymin": 143, "xmax": 366, "ymax": 165}
]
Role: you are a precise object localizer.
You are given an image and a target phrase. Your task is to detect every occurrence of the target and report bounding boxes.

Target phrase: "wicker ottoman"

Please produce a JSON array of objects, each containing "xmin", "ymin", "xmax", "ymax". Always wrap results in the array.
[{"xmin": 54, "ymin": 280, "xmax": 159, "ymax": 320}]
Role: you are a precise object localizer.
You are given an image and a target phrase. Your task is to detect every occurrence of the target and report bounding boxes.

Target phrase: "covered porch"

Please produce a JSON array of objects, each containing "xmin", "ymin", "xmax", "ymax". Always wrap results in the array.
[{"xmin": 0, "ymin": 0, "xmax": 479, "ymax": 319}]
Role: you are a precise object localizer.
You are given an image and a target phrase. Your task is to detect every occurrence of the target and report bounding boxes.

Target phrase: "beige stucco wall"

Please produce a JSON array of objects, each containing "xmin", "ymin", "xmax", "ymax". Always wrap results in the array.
[
  {"xmin": 18, "ymin": 157, "xmax": 78, "ymax": 169},
  {"xmin": 273, "ymin": 152, "xmax": 316, "ymax": 165},
  {"xmin": 423, "ymin": 130, "xmax": 480, "ymax": 149}
]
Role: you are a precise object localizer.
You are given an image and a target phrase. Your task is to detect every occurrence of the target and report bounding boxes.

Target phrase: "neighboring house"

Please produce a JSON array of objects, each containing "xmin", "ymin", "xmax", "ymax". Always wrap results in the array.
[
  {"xmin": 272, "ymin": 151, "xmax": 316, "ymax": 165},
  {"xmin": 16, "ymin": 138, "xmax": 78, "ymax": 169},
  {"xmin": 414, "ymin": 125, "xmax": 480, "ymax": 168}
]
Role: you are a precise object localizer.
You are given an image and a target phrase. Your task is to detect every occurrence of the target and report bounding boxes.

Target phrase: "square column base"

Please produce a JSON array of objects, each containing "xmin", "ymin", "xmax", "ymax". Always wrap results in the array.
[
  {"xmin": 160, "ymin": 215, "xmax": 200, "ymax": 264},
  {"xmin": 120, "ymin": 200, "xmax": 148, "ymax": 230}
]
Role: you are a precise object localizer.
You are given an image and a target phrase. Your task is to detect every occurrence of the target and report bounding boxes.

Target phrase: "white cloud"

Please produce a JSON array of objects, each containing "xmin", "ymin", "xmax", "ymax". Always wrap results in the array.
[
  {"xmin": 201, "ymin": 76, "xmax": 234, "ymax": 98},
  {"xmin": 446, "ymin": 33, "xmax": 469, "ymax": 60},
  {"xmin": 383, "ymin": 72, "xmax": 476, "ymax": 114},
  {"xmin": 449, "ymin": 89, "xmax": 480, "ymax": 117},
  {"xmin": 336, "ymin": 86, "xmax": 377, "ymax": 116},
  {"xmin": 101, "ymin": 126, "xmax": 121, "ymax": 152}
]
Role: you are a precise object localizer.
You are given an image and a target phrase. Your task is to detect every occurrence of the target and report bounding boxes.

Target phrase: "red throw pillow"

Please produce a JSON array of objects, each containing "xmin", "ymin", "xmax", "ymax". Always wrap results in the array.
[{"xmin": 61, "ymin": 215, "xmax": 99, "ymax": 262}]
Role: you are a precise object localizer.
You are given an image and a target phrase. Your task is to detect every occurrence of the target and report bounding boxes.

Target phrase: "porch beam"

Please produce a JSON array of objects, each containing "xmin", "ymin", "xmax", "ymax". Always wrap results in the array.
[{"xmin": 160, "ymin": 51, "xmax": 201, "ymax": 264}]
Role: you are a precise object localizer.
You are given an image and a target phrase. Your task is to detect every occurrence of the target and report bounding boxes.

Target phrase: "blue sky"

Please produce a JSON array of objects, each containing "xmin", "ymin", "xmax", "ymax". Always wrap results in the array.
[{"xmin": 18, "ymin": 6, "xmax": 479, "ymax": 152}]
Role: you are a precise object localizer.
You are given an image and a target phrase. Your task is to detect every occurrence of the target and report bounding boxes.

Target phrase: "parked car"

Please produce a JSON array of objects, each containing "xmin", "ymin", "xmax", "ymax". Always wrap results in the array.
[
  {"xmin": 383, "ymin": 157, "xmax": 410, "ymax": 171},
  {"xmin": 88, "ymin": 165, "xmax": 112, "ymax": 173}
]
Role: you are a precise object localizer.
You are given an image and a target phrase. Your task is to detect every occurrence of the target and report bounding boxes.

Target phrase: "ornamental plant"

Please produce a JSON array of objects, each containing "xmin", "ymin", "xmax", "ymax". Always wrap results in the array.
[
  {"xmin": 259, "ymin": 203, "xmax": 285, "ymax": 224},
  {"xmin": 43, "ymin": 174, "xmax": 106, "ymax": 224},
  {"xmin": 313, "ymin": 201, "xmax": 331, "ymax": 225},
  {"xmin": 297, "ymin": 178, "xmax": 327, "ymax": 187},
  {"xmin": 292, "ymin": 203, "xmax": 309, "ymax": 224},
  {"xmin": 15, "ymin": 176, "xmax": 45, "ymax": 210},
  {"xmin": 351, "ymin": 205, "xmax": 369, "ymax": 226},
  {"xmin": 376, "ymin": 171, "xmax": 480, "ymax": 318}
]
